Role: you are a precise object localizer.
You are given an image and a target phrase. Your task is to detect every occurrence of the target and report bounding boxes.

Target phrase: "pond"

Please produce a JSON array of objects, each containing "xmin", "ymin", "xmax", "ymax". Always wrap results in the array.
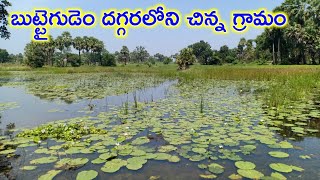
[{"xmin": 0, "ymin": 73, "xmax": 319, "ymax": 180}]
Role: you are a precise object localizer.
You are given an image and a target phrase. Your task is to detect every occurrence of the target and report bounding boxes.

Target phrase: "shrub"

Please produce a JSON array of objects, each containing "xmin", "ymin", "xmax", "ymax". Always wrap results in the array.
[
  {"xmin": 101, "ymin": 52, "xmax": 116, "ymax": 66},
  {"xmin": 163, "ymin": 57, "xmax": 172, "ymax": 64},
  {"xmin": 68, "ymin": 53, "xmax": 81, "ymax": 67}
]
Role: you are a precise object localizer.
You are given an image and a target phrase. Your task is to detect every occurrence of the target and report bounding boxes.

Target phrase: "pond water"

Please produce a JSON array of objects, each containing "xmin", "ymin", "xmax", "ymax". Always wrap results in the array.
[{"xmin": 0, "ymin": 73, "xmax": 319, "ymax": 180}]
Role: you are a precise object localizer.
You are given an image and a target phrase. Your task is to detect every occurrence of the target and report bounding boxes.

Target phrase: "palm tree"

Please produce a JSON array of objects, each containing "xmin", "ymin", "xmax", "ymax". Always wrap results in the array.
[
  {"xmin": 73, "ymin": 36, "xmax": 83, "ymax": 62},
  {"xmin": 43, "ymin": 35, "xmax": 55, "ymax": 66}
]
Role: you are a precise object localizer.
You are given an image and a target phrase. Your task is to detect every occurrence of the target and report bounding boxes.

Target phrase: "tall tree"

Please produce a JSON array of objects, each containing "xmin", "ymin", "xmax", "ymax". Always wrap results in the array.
[
  {"xmin": 24, "ymin": 42, "xmax": 45, "ymax": 68},
  {"xmin": 43, "ymin": 35, "xmax": 55, "ymax": 66},
  {"xmin": 118, "ymin": 46, "xmax": 130, "ymax": 65},
  {"xmin": 154, "ymin": 53, "xmax": 166, "ymax": 62},
  {"xmin": 73, "ymin": 36, "xmax": 83, "ymax": 62},
  {"xmin": 0, "ymin": 48, "xmax": 9, "ymax": 63},
  {"xmin": 188, "ymin": 40, "xmax": 213, "ymax": 65},
  {"xmin": 0, "ymin": 0, "xmax": 11, "ymax": 39},
  {"xmin": 237, "ymin": 38, "xmax": 246, "ymax": 61},
  {"xmin": 131, "ymin": 46, "xmax": 149, "ymax": 63}
]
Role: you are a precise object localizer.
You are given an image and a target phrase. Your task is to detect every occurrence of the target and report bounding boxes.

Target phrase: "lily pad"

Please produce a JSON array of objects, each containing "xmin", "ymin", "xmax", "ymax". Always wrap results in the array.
[
  {"xmin": 291, "ymin": 165, "xmax": 304, "ymax": 172},
  {"xmin": 154, "ymin": 153, "xmax": 171, "ymax": 160},
  {"xmin": 271, "ymin": 172, "xmax": 287, "ymax": 180},
  {"xmin": 228, "ymin": 174, "xmax": 242, "ymax": 180},
  {"xmin": 91, "ymin": 158, "xmax": 105, "ymax": 164},
  {"xmin": 30, "ymin": 156, "xmax": 58, "ymax": 165},
  {"xmin": 20, "ymin": 166, "xmax": 37, "ymax": 170},
  {"xmin": 208, "ymin": 163, "xmax": 224, "ymax": 174},
  {"xmin": 0, "ymin": 149, "xmax": 16, "ymax": 155},
  {"xmin": 101, "ymin": 159, "xmax": 127, "ymax": 173},
  {"xmin": 99, "ymin": 152, "xmax": 117, "ymax": 160},
  {"xmin": 55, "ymin": 158, "xmax": 89, "ymax": 169},
  {"xmin": 269, "ymin": 163, "xmax": 292, "ymax": 173},
  {"xmin": 126, "ymin": 163, "xmax": 143, "ymax": 170},
  {"xmin": 237, "ymin": 169, "xmax": 264, "ymax": 179},
  {"xmin": 268, "ymin": 151, "xmax": 289, "ymax": 158},
  {"xmin": 192, "ymin": 147, "xmax": 207, "ymax": 154},
  {"xmin": 76, "ymin": 170, "xmax": 98, "ymax": 180},
  {"xmin": 168, "ymin": 155, "xmax": 180, "ymax": 163},
  {"xmin": 235, "ymin": 161, "xmax": 256, "ymax": 170},
  {"xmin": 299, "ymin": 155, "xmax": 311, "ymax": 159},
  {"xmin": 38, "ymin": 170, "xmax": 62, "ymax": 180},
  {"xmin": 199, "ymin": 174, "xmax": 217, "ymax": 179}
]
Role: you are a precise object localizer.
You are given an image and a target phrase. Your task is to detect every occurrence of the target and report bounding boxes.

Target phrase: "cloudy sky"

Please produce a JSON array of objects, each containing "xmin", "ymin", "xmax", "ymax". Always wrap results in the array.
[{"xmin": 0, "ymin": 0, "xmax": 284, "ymax": 55}]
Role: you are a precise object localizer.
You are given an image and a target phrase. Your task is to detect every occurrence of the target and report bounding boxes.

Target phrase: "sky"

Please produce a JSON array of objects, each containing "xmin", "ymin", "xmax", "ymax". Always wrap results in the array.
[{"xmin": 0, "ymin": 0, "xmax": 284, "ymax": 56}]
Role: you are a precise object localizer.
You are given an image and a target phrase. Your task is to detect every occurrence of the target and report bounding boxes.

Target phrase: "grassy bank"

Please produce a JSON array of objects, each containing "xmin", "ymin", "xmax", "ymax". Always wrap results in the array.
[{"xmin": 1, "ymin": 63, "xmax": 320, "ymax": 107}]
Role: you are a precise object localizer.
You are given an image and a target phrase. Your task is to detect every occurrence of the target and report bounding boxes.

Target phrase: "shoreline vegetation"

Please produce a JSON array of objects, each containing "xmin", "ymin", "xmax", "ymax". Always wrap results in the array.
[{"xmin": 1, "ymin": 63, "xmax": 320, "ymax": 108}]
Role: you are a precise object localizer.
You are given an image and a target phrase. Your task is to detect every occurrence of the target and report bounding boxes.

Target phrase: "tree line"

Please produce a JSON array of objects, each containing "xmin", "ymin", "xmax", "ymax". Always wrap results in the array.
[
  {"xmin": 18, "ymin": 32, "xmax": 174, "ymax": 68},
  {"xmin": 1, "ymin": 0, "xmax": 320, "ymax": 68}
]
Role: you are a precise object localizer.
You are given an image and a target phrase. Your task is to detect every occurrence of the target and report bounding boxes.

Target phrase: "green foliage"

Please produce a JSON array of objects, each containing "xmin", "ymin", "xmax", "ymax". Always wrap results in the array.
[
  {"xmin": 176, "ymin": 48, "xmax": 196, "ymax": 70},
  {"xmin": 0, "ymin": 0, "xmax": 11, "ymax": 39},
  {"xmin": 163, "ymin": 57, "xmax": 172, "ymax": 64},
  {"xmin": 17, "ymin": 122, "xmax": 107, "ymax": 141},
  {"xmin": 130, "ymin": 46, "xmax": 150, "ymax": 63},
  {"xmin": 0, "ymin": 48, "xmax": 9, "ymax": 63},
  {"xmin": 24, "ymin": 42, "xmax": 46, "ymax": 68},
  {"xmin": 188, "ymin": 40, "xmax": 213, "ymax": 65},
  {"xmin": 255, "ymin": 0, "xmax": 320, "ymax": 65},
  {"xmin": 154, "ymin": 53, "xmax": 166, "ymax": 62},
  {"xmin": 101, "ymin": 52, "xmax": 116, "ymax": 66},
  {"xmin": 68, "ymin": 53, "xmax": 81, "ymax": 67},
  {"xmin": 118, "ymin": 46, "xmax": 130, "ymax": 65}
]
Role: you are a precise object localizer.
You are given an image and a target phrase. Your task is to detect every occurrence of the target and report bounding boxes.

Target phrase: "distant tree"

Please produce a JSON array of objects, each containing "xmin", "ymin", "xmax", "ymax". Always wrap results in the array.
[
  {"xmin": 101, "ymin": 51, "xmax": 116, "ymax": 66},
  {"xmin": 237, "ymin": 38, "xmax": 246, "ymax": 61},
  {"xmin": 146, "ymin": 56, "xmax": 156, "ymax": 67},
  {"xmin": 9, "ymin": 53, "xmax": 24, "ymax": 64},
  {"xmin": 55, "ymin": 31, "xmax": 72, "ymax": 66},
  {"xmin": 68, "ymin": 53, "xmax": 81, "ymax": 67},
  {"xmin": 61, "ymin": 31, "xmax": 72, "ymax": 53},
  {"xmin": 131, "ymin": 46, "xmax": 149, "ymax": 63},
  {"xmin": 207, "ymin": 54, "xmax": 221, "ymax": 65},
  {"xmin": 176, "ymin": 48, "xmax": 196, "ymax": 70},
  {"xmin": 24, "ymin": 42, "xmax": 45, "ymax": 68},
  {"xmin": 0, "ymin": 49, "xmax": 9, "ymax": 63},
  {"xmin": 163, "ymin": 57, "xmax": 173, "ymax": 64},
  {"xmin": 154, "ymin": 53, "xmax": 166, "ymax": 62},
  {"xmin": 188, "ymin": 40, "xmax": 213, "ymax": 65},
  {"xmin": 118, "ymin": 46, "xmax": 130, "ymax": 65},
  {"xmin": 43, "ymin": 35, "xmax": 55, "ymax": 66},
  {"xmin": 73, "ymin": 36, "xmax": 84, "ymax": 62},
  {"xmin": 218, "ymin": 45, "xmax": 230, "ymax": 63},
  {"xmin": 243, "ymin": 39, "xmax": 255, "ymax": 63},
  {"xmin": 0, "ymin": 0, "xmax": 11, "ymax": 39}
]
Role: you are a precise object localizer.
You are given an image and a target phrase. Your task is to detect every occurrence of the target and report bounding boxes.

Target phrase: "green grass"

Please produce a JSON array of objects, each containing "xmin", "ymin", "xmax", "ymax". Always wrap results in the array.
[
  {"xmin": 1, "ymin": 63, "xmax": 320, "ymax": 107},
  {"xmin": 0, "ymin": 71, "xmax": 11, "ymax": 76}
]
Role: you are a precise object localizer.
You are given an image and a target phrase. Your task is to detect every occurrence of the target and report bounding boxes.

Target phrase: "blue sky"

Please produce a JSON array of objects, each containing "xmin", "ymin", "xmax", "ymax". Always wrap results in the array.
[{"xmin": 0, "ymin": 0, "xmax": 284, "ymax": 56}]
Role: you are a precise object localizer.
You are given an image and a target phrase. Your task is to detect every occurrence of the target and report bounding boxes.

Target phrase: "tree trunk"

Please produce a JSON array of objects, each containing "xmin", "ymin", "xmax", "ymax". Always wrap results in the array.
[
  {"xmin": 78, "ymin": 50, "xmax": 81, "ymax": 62},
  {"xmin": 272, "ymin": 41, "xmax": 276, "ymax": 64},
  {"xmin": 277, "ymin": 38, "xmax": 281, "ymax": 64},
  {"xmin": 301, "ymin": 48, "xmax": 306, "ymax": 64}
]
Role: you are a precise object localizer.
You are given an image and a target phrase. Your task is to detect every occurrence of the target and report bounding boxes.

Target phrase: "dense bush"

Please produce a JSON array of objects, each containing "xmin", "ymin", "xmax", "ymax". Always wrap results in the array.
[
  {"xmin": 101, "ymin": 52, "xmax": 116, "ymax": 66},
  {"xmin": 24, "ymin": 42, "xmax": 45, "ymax": 68},
  {"xmin": 163, "ymin": 57, "xmax": 172, "ymax": 64},
  {"xmin": 68, "ymin": 53, "xmax": 81, "ymax": 67}
]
